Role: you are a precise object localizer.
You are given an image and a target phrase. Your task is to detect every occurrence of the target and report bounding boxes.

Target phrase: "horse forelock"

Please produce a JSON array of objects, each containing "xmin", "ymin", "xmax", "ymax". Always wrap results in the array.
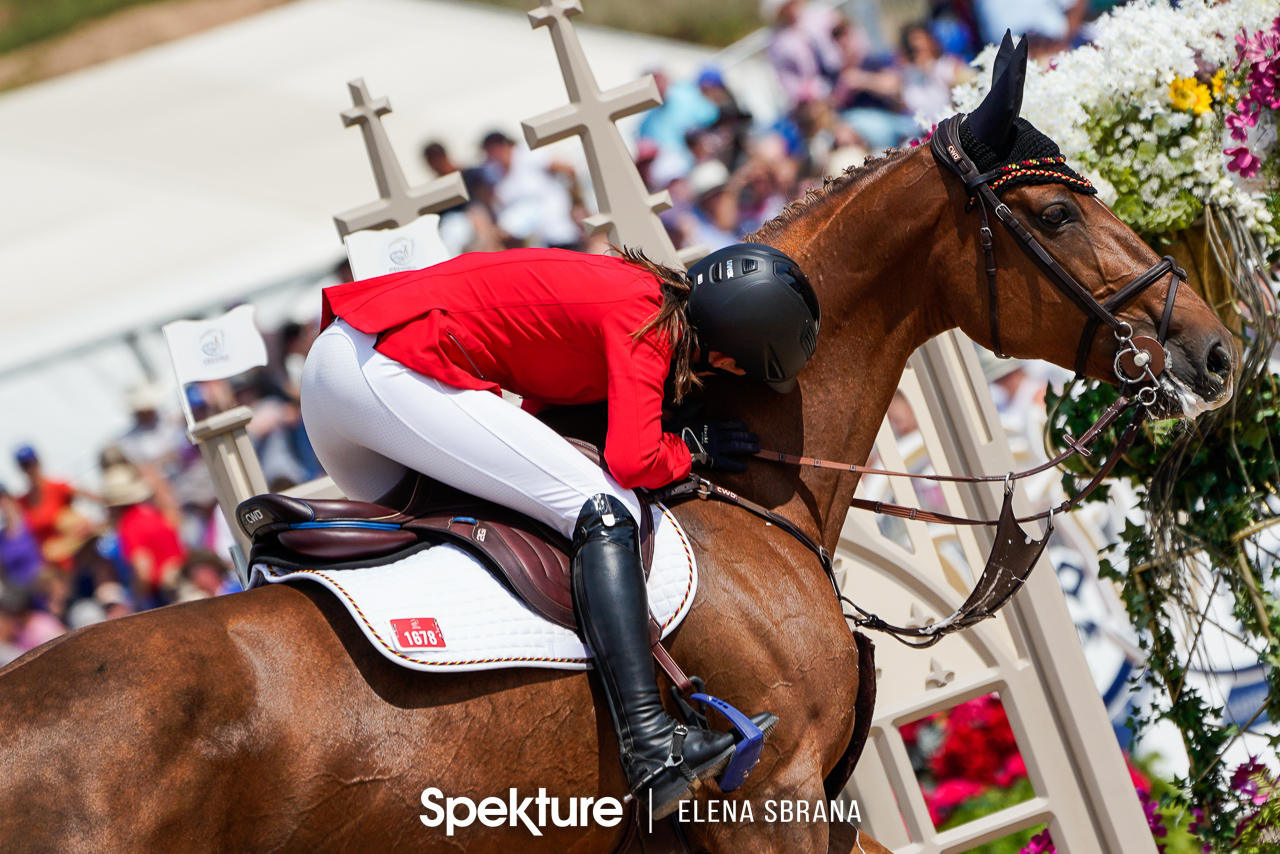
[{"xmin": 745, "ymin": 148, "xmax": 915, "ymax": 246}]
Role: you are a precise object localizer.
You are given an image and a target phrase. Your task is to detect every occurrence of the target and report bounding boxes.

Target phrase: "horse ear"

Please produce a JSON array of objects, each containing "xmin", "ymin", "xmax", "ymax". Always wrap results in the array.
[
  {"xmin": 989, "ymin": 31, "xmax": 1016, "ymax": 88},
  {"xmin": 966, "ymin": 31, "xmax": 1028, "ymax": 154}
]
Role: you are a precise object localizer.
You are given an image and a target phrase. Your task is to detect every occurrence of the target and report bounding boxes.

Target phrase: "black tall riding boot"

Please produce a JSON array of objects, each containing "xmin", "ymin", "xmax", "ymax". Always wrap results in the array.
[{"xmin": 571, "ymin": 494, "xmax": 771, "ymax": 819}]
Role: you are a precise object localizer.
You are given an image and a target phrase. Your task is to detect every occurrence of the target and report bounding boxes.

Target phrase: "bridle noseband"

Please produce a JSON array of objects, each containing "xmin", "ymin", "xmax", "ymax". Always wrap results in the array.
[{"xmin": 930, "ymin": 114, "xmax": 1185, "ymax": 407}]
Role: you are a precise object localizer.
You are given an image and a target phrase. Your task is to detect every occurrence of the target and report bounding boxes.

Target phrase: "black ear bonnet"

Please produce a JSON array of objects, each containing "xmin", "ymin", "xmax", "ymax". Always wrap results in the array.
[
  {"xmin": 957, "ymin": 31, "xmax": 1096, "ymax": 198},
  {"xmin": 958, "ymin": 117, "xmax": 1097, "ymax": 197}
]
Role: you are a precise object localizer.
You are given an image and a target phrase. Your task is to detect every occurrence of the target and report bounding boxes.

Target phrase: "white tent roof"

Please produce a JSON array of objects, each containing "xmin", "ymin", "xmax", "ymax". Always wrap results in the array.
[{"xmin": 0, "ymin": 0, "xmax": 716, "ymax": 375}]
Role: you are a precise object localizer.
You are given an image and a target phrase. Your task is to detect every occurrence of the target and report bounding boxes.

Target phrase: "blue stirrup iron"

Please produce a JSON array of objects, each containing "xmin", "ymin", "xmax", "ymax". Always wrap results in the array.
[{"xmin": 689, "ymin": 693, "xmax": 765, "ymax": 791}]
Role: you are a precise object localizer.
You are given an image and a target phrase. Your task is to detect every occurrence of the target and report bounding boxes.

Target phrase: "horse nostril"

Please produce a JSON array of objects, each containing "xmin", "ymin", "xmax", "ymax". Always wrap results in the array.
[{"xmin": 1205, "ymin": 341, "xmax": 1232, "ymax": 383}]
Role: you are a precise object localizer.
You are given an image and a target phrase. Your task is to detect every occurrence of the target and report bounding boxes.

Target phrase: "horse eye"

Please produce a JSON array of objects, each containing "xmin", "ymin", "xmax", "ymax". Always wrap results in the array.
[{"xmin": 1041, "ymin": 205, "xmax": 1070, "ymax": 227}]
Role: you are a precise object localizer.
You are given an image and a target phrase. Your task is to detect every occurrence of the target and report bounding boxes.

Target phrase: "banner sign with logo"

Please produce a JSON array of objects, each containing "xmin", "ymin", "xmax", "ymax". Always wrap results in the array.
[
  {"xmin": 163, "ymin": 304, "xmax": 269, "ymax": 388},
  {"xmin": 342, "ymin": 213, "xmax": 451, "ymax": 280}
]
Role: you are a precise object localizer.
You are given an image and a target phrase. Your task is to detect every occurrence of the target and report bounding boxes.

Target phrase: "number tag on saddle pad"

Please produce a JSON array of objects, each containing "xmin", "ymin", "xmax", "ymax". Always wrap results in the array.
[{"xmin": 389, "ymin": 618, "xmax": 447, "ymax": 651}]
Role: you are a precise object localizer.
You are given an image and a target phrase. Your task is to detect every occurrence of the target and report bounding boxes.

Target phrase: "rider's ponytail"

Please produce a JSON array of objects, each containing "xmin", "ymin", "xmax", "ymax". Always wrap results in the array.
[{"xmin": 618, "ymin": 246, "xmax": 700, "ymax": 404}]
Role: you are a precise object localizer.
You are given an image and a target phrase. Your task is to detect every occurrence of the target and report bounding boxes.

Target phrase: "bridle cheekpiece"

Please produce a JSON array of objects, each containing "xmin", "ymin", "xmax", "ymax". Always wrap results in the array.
[{"xmin": 930, "ymin": 114, "xmax": 1185, "ymax": 407}]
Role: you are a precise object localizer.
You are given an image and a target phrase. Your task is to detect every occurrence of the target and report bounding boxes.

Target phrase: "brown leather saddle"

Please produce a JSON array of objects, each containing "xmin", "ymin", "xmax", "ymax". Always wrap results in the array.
[{"xmin": 236, "ymin": 440, "xmax": 654, "ymax": 632}]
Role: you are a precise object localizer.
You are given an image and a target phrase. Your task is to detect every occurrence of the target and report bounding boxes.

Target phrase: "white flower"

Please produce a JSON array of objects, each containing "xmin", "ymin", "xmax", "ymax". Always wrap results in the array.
[{"xmin": 949, "ymin": 0, "xmax": 1278, "ymax": 244}]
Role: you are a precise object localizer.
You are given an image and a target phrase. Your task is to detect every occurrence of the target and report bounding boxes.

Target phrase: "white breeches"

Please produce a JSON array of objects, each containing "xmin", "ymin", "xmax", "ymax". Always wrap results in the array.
[{"xmin": 300, "ymin": 320, "xmax": 642, "ymax": 538}]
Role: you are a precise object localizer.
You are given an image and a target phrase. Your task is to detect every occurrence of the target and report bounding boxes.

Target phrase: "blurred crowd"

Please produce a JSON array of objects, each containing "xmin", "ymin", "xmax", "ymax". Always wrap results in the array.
[
  {"xmin": 419, "ymin": 0, "xmax": 1113, "ymax": 258},
  {"xmin": 0, "ymin": 0, "xmax": 1114, "ymax": 664},
  {"xmin": 425, "ymin": 0, "xmax": 981, "ymax": 256},
  {"xmin": 0, "ymin": 314, "xmax": 330, "ymax": 666}
]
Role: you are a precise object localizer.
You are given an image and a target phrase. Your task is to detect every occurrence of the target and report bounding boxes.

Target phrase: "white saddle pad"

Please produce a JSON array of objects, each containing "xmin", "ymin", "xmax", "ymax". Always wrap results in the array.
[{"xmin": 249, "ymin": 505, "xmax": 696, "ymax": 673}]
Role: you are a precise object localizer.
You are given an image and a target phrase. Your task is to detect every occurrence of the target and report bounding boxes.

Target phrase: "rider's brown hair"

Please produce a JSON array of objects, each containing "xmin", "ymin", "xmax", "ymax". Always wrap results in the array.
[{"xmin": 618, "ymin": 246, "xmax": 701, "ymax": 404}]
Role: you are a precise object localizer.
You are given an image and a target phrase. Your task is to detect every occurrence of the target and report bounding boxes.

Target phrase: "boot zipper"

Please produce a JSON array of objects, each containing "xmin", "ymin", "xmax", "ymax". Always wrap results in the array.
[{"xmin": 595, "ymin": 495, "xmax": 616, "ymax": 527}]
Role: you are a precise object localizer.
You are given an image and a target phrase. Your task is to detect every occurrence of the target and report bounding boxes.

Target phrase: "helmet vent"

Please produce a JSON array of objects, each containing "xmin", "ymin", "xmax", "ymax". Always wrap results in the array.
[{"xmin": 801, "ymin": 325, "xmax": 817, "ymax": 358}]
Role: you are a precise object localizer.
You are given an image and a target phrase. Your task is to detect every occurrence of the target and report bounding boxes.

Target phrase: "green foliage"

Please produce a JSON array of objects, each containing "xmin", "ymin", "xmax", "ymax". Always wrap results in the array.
[
  {"xmin": 1047, "ymin": 371, "xmax": 1280, "ymax": 851},
  {"xmin": 937, "ymin": 779, "xmax": 1041, "ymax": 854},
  {"xmin": 0, "ymin": 0, "xmax": 169, "ymax": 55},
  {"xmin": 1132, "ymin": 753, "xmax": 1220, "ymax": 854}
]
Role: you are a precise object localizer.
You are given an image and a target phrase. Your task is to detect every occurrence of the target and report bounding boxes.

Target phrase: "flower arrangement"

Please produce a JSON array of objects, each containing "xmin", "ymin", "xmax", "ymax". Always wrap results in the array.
[
  {"xmin": 947, "ymin": 4, "xmax": 1280, "ymax": 850},
  {"xmin": 1224, "ymin": 19, "xmax": 1279, "ymax": 183},
  {"xmin": 950, "ymin": 0, "xmax": 1279, "ymax": 249},
  {"xmin": 905, "ymin": 695, "xmax": 1191, "ymax": 854}
]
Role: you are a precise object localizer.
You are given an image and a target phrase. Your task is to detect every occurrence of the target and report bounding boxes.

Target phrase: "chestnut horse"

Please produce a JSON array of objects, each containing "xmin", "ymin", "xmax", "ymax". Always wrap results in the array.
[{"xmin": 0, "ymin": 97, "xmax": 1234, "ymax": 851}]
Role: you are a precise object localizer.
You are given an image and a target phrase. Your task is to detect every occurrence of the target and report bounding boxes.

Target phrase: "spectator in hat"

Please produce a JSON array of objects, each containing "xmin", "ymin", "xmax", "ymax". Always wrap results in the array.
[
  {"xmin": 40, "ymin": 508, "xmax": 99, "ymax": 572},
  {"xmin": 65, "ymin": 597, "xmax": 108, "ymax": 631},
  {"xmin": 697, "ymin": 67, "xmax": 753, "ymax": 170},
  {"xmin": 0, "ymin": 485, "xmax": 41, "ymax": 591},
  {"xmin": 681, "ymin": 160, "xmax": 741, "ymax": 252},
  {"xmin": 481, "ymin": 131, "xmax": 583, "ymax": 251},
  {"xmin": 14, "ymin": 445, "xmax": 90, "ymax": 550},
  {"xmin": 637, "ymin": 66, "xmax": 718, "ymax": 177},
  {"xmin": 102, "ymin": 463, "xmax": 186, "ymax": 602},
  {"xmin": 94, "ymin": 581, "xmax": 134, "ymax": 620},
  {"xmin": 116, "ymin": 382, "xmax": 188, "ymax": 479}
]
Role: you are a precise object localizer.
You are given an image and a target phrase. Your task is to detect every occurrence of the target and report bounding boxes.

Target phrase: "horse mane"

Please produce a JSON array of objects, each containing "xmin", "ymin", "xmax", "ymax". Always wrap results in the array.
[{"xmin": 746, "ymin": 148, "xmax": 912, "ymax": 245}]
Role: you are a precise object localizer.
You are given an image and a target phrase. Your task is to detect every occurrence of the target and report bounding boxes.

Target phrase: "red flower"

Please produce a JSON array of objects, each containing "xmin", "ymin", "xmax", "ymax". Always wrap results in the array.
[
  {"xmin": 926, "ymin": 778, "xmax": 986, "ymax": 826},
  {"xmin": 995, "ymin": 753, "xmax": 1028, "ymax": 788},
  {"xmin": 930, "ymin": 696, "xmax": 1022, "ymax": 786}
]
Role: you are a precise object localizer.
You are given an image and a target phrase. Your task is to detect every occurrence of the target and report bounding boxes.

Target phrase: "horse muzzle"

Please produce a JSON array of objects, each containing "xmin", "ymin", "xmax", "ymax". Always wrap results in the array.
[{"xmin": 1146, "ymin": 330, "xmax": 1236, "ymax": 419}]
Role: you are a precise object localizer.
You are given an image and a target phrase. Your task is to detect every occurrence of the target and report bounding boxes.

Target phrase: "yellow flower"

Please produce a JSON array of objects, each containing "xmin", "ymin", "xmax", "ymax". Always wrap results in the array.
[
  {"xmin": 1192, "ymin": 85, "xmax": 1211, "ymax": 114},
  {"xmin": 1212, "ymin": 68, "xmax": 1226, "ymax": 98},
  {"xmin": 1169, "ymin": 76, "xmax": 1212, "ymax": 115}
]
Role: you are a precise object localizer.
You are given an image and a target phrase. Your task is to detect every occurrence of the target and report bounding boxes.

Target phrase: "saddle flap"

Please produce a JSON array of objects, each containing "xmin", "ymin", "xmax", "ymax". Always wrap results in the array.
[
  {"xmin": 278, "ymin": 527, "xmax": 420, "ymax": 561},
  {"xmin": 407, "ymin": 515, "xmax": 575, "ymax": 628}
]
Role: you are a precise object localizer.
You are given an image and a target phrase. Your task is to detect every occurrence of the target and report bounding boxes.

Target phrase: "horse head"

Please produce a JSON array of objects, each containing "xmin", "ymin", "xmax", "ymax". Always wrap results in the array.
[{"xmin": 936, "ymin": 32, "xmax": 1235, "ymax": 418}]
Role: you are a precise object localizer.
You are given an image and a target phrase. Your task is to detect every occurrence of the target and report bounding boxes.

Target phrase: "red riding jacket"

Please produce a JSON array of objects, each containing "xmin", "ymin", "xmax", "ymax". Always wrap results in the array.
[{"xmin": 321, "ymin": 248, "xmax": 692, "ymax": 489}]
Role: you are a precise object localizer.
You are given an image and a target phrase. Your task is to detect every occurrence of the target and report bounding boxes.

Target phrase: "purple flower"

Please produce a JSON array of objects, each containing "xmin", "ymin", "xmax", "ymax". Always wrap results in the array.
[
  {"xmin": 1019, "ymin": 829, "xmax": 1056, "ymax": 854},
  {"xmin": 1225, "ymin": 146, "xmax": 1263, "ymax": 178},
  {"xmin": 1225, "ymin": 110, "xmax": 1257, "ymax": 142},
  {"xmin": 1230, "ymin": 759, "xmax": 1272, "ymax": 806}
]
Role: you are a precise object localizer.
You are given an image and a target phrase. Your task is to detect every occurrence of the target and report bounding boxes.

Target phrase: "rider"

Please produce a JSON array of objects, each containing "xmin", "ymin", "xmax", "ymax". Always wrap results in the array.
[{"xmin": 305, "ymin": 244, "xmax": 820, "ymax": 815}]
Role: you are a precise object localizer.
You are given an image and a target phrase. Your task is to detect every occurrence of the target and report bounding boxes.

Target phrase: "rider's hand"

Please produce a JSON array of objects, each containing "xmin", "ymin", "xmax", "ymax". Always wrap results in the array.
[{"xmin": 675, "ymin": 418, "xmax": 760, "ymax": 473}]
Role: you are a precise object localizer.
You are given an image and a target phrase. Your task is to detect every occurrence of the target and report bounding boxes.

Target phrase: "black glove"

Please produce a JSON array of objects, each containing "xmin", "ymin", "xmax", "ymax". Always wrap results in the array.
[{"xmin": 676, "ymin": 418, "xmax": 760, "ymax": 473}]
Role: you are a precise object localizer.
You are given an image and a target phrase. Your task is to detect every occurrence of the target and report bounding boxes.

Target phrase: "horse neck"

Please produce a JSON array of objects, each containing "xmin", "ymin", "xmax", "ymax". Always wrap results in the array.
[{"xmin": 730, "ymin": 145, "xmax": 958, "ymax": 552}]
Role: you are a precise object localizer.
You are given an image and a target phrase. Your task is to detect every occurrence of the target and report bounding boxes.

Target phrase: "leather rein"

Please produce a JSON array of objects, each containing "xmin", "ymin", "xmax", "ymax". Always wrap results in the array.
[{"xmin": 654, "ymin": 114, "xmax": 1189, "ymax": 646}]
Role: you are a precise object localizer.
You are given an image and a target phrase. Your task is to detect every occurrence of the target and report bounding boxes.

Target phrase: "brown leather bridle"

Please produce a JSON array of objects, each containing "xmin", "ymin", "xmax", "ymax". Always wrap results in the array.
[
  {"xmin": 930, "ymin": 114, "xmax": 1186, "ymax": 403},
  {"xmin": 654, "ymin": 116, "xmax": 1193, "ymax": 647}
]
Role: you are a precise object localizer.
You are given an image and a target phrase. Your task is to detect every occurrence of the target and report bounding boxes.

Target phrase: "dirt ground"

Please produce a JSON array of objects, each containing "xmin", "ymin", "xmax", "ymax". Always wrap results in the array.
[{"xmin": 0, "ymin": 0, "xmax": 297, "ymax": 91}]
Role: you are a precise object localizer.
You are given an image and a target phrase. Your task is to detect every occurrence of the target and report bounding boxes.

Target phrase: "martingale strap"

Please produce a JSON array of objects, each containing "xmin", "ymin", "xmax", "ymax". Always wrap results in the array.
[{"xmin": 649, "ymin": 405, "xmax": 1144, "ymax": 647}]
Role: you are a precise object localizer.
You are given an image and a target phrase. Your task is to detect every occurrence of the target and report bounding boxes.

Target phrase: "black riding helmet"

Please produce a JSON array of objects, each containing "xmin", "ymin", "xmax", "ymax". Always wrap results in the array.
[{"xmin": 686, "ymin": 244, "xmax": 820, "ymax": 394}]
